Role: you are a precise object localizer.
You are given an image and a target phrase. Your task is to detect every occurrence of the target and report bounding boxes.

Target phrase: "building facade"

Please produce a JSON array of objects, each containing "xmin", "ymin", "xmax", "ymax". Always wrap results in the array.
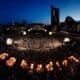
[{"xmin": 51, "ymin": 6, "xmax": 59, "ymax": 32}]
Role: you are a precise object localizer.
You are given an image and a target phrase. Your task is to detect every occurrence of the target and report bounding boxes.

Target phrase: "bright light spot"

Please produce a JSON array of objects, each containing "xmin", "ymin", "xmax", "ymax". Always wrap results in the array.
[
  {"xmin": 30, "ymin": 63, "xmax": 34, "ymax": 70},
  {"xmin": 68, "ymin": 56, "xmax": 79, "ymax": 63},
  {"xmin": 74, "ymin": 59, "xmax": 79, "ymax": 63},
  {"xmin": 45, "ymin": 63, "xmax": 53, "ymax": 71},
  {"xmin": 28, "ymin": 29, "xmax": 31, "ymax": 32},
  {"xmin": 6, "ymin": 38, "xmax": 13, "ymax": 45},
  {"xmin": 49, "ymin": 31, "xmax": 53, "ymax": 35},
  {"xmin": 9, "ymin": 57, "xmax": 16, "ymax": 63},
  {"xmin": 49, "ymin": 61, "xmax": 53, "ymax": 66},
  {"xmin": 5, "ymin": 57, "xmax": 16, "ymax": 67},
  {"xmin": 23, "ymin": 31, "xmax": 26, "ymax": 35},
  {"xmin": 62, "ymin": 59, "xmax": 68, "ymax": 66},
  {"xmin": 36, "ymin": 64, "xmax": 43, "ymax": 72},
  {"xmin": 0, "ymin": 53, "xmax": 9, "ymax": 60},
  {"xmin": 64, "ymin": 37, "xmax": 70, "ymax": 42},
  {"xmin": 56, "ymin": 61, "xmax": 60, "ymax": 67},
  {"xmin": 20, "ymin": 59, "xmax": 28, "ymax": 69},
  {"xmin": 44, "ymin": 29, "xmax": 47, "ymax": 32}
]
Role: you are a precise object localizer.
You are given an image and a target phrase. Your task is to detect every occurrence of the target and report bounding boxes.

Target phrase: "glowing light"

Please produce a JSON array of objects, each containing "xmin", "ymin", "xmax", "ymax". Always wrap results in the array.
[
  {"xmin": 74, "ymin": 58, "xmax": 79, "ymax": 63},
  {"xmin": 68, "ymin": 56, "xmax": 79, "ymax": 63},
  {"xmin": 23, "ymin": 31, "xmax": 26, "ymax": 35},
  {"xmin": 20, "ymin": 59, "xmax": 28, "ymax": 69},
  {"xmin": 30, "ymin": 63, "xmax": 34, "ymax": 70},
  {"xmin": 0, "ymin": 53, "xmax": 9, "ymax": 60},
  {"xmin": 9, "ymin": 57, "xmax": 16, "ymax": 63},
  {"xmin": 64, "ymin": 37, "xmax": 70, "ymax": 42},
  {"xmin": 49, "ymin": 61, "xmax": 53, "ymax": 66},
  {"xmin": 36, "ymin": 64, "xmax": 43, "ymax": 72},
  {"xmin": 6, "ymin": 38, "xmax": 13, "ymax": 45},
  {"xmin": 49, "ymin": 31, "xmax": 53, "ymax": 35},
  {"xmin": 45, "ymin": 63, "xmax": 53, "ymax": 71},
  {"xmin": 28, "ymin": 29, "xmax": 31, "ymax": 32},
  {"xmin": 56, "ymin": 61, "xmax": 60, "ymax": 67},
  {"xmin": 5, "ymin": 57, "xmax": 16, "ymax": 67},
  {"xmin": 44, "ymin": 29, "xmax": 47, "ymax": 32},
  {"xmin": 68, "ymin": 56, "xmax": 74, "ymax": 60},
  {"xmin": 62, "ymin": 59, "xmax": 68, "ymax": 66}
]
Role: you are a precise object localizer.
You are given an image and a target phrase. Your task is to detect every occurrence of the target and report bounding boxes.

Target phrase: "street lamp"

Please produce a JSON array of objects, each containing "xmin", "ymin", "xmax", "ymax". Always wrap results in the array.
[
  {"xmin": 49, "ymin": 31, "xmax": 53, "ymax": 35},
  {"xmin": 23, "ymin": 31, "xmax": 26, "ymax": 35},
  {"xmin": 6, "ymin": 38, "xmax": 13, "ymax": 45}
]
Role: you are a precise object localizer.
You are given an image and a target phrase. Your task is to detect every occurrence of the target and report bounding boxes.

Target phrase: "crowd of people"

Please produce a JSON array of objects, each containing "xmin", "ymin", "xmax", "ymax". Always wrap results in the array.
[
  {"xmin": 0, "ymin": 31, "xmax": 80, "ymax": 80},
  {"xmin": 0, "ymin": 51, "xmax": 80, "ymax": 80},
  {"xmin": 13, "ymin": 34, "xmax": 63, "ymax": 51}
]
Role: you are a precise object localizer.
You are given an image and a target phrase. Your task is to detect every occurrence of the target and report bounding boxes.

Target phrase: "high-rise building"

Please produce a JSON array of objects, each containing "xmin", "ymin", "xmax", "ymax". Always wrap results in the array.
[{"xmin": 51, "ymin": 6, "xmax": 59, "ymax": 31}]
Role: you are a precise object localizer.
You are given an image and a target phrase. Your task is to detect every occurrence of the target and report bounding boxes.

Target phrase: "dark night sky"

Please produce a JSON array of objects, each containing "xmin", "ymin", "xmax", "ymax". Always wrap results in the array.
[{"xmin": 0, "ymin": 0, "xmax": 80, "ymax": 24}]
